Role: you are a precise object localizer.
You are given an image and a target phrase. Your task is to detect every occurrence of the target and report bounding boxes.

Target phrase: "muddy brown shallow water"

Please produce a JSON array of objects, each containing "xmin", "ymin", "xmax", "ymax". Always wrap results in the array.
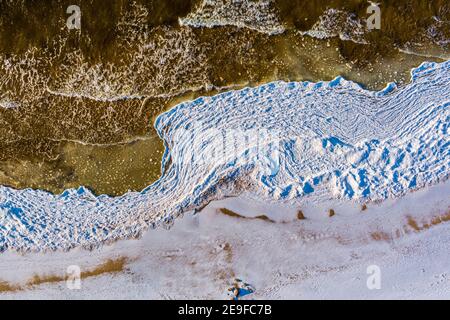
[{"xmin": 0, "ymin": 0, "xmax": 448, "ymax": 195}]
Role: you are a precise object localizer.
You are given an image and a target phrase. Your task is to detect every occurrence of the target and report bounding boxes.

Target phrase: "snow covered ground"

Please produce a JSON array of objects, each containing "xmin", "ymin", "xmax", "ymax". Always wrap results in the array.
[{"xmin": 1, "ymin": 180, "xmax": 449, "ymax": 299}]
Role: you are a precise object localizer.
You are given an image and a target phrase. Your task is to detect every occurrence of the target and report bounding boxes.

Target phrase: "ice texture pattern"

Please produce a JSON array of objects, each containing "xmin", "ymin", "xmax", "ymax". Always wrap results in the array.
[{"xmin": 0, "ymin": 60, "xmax": 449, "ymax": 251}]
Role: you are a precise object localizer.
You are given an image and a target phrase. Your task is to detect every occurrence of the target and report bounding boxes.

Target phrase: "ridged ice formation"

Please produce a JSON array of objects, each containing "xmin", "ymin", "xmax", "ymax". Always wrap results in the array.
[
  {"xmin": 0, "ymin": 61, "xmax": 449, "ymax": 251},
  {"xmin": 179, "ymin": 0, "xmax": 285, "ymax": 35}
]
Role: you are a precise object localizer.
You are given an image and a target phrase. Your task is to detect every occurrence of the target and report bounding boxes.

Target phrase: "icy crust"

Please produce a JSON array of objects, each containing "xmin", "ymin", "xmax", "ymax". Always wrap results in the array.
[{"xmin": 0, "ymin": 61, "xmax": 449, "ymax": 251}]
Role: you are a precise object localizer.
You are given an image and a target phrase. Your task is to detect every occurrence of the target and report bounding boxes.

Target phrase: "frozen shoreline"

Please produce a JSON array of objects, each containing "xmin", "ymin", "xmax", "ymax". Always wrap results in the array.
[
  {"xmin": 0, "ymin": 179, "xmax": 449, "ymax": 299},
  {"xmin": 0, "ymin": 60, "xmax": 449, "ymax": 252}
]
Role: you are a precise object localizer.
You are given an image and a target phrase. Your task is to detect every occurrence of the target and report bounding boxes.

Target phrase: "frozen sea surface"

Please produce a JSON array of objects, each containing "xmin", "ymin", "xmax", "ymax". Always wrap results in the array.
[{"xmin": 0, "ymin": 60, "xmax": 449, "ymax": 251}]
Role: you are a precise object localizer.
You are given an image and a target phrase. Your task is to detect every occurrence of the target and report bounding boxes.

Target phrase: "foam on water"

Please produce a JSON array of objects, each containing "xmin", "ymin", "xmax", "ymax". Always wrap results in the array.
[
  {"xmin": 179, "ymin": 0, "xmax": 285, "ymax": 35},
  {"xmin": 427, "ymin": 16, "xmax": 450, "ymax": 48},
  {"xmin": 0, "ymin": 60, "xmax": 449, "ymax": 251},
  {"xmin": 301, "ymin": 8, "xmax": 368, "ymax": 44},
  {"xmin": 1, "ymin": 3, "xmax": 210, "ymax": 106}
]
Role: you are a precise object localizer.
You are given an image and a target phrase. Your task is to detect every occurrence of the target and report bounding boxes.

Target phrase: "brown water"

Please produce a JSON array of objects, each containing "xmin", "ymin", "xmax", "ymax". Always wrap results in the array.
[{"xmin": 0, "ymin": 0, "xmax": 448, "ymax": 195}]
